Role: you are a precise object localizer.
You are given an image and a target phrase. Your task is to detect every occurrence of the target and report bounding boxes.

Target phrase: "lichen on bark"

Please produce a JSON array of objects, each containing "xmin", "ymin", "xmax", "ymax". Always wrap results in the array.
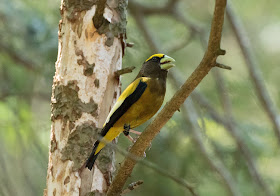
[
  {"xmin": 64, "ymin": 0, "xmax": 127, "ymax": 46},
  {"xmin": 95, "ymin": 142, "xmax": 115, "ymax": 185},
  {"xmin": 65, "ymin": 0, "xmax": 98, "ymax": 19},
  {"xmin": 50, "ymin": 139, "xmax": 57, "ymax": 152},
  {"xmin": 75, "ymin": 46, "xmax": 95, "ymax": 76},
  {"xmin": 51, "ymin": 81, "xmax": 98, "ymax": 124},
  {"xmin": 93, "ymin": 0, "xmax": 128, "ymax": 49},
  {"xmin": 61, "ymin": 121, "xmax": 100, "ymax": 171},
  {"xmin": 85, "ymin": 192, "xmax": 95, "ymax": 196},
  {"xmin": 94, "ymin": 79, "xmax": 100, "ymax": 88}
]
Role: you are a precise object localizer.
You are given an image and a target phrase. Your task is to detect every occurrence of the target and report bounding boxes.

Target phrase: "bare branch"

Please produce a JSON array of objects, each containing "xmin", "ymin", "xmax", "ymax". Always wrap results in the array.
[
  {"xmin": 191, "ymin": 91, "xmax": 226, "ymax": 125},
  {"xmin": 135, "ymin": 158, "xmax": 196, "ymax": 195},
  {"xmin": 169, "ymin": 69, "xmax": 240, "ymax": 196},
  {"xmin": 0, "ymin": 42, "xmax": 39, "ymax": 73},
  {"xmin": 128, "ymin": 0, "xmax": 178, "ymax": 15},
  {"xmin": 99, "ymin": 136, "xmax": 198, "ymax": 195},
  {"xmin": 107, "ymin": 0, "xmax": 227, "ymax": 195},
  {"xmin": 126, "ymin": 42, "xmax": 134, "ymax": 48},
  {"xmin": 121, "ymin": 180, "xmax": 143, "ymax": 195},
  {"xmin": 129, "ymin": 5, "xmax": 158, "ymax": 53},
  {"xmin": 115, "ymin": 66, "xmax": 136, "ymax": 77},
  {"xmin": 171, "ymin": 9, "xmax": 204, "ymax": 35},
  {"xmin": 183, "ymin": 99, "xmax": 241, "ymax": 196},
  {"xmin": 215, "ymin": 63, "xmax": 232, "ymax": 70},
  {"xmin": 130, "ymin": 2, "xmax": 239, "ymax": 194},
  {"xmin": 213, "ymin": 69, "xmax": 274, "ymax": 196},
  {"xmin": 129, "ymin": 0, "xmax": 204, "ymax": 36},
  {"xmin": 226, "ymin": 2, "xmax": 280, "ymax": 144},
  {"xmin": 167, "ymin": 31, "xmax": 195, "ymax": 54}
]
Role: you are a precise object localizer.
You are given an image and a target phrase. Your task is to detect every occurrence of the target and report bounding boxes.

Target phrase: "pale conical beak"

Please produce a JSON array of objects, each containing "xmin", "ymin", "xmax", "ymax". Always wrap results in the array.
[{"xmin": 160, "ymin": 55, "xmax": 176, "ymax": 70}]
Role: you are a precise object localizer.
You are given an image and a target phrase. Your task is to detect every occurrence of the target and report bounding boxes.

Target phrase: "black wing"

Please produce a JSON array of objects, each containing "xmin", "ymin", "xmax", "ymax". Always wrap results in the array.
[{"xmin": 100, "ymin": 80, "xmax": 147, "ymax": 137}]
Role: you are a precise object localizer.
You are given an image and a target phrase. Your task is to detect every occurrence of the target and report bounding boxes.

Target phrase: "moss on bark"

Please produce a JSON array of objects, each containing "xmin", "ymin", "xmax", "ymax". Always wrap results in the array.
[
  {"xmin": 51, "ymin": 81, "xmax": 98, "ymax": 124},
  {"xmin": 61, "ymin": 121, "xmax": 100, "ymax": 171}
]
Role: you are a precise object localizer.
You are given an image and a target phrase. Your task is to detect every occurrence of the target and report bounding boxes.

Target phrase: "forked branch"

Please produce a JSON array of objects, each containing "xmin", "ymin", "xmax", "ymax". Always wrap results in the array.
[{"xmin": 107, "ymin": 0, "xmax": 227, "ymax": 195}]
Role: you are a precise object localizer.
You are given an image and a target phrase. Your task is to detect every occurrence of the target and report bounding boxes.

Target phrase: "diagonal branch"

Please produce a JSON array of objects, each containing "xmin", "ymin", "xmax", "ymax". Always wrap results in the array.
[
  {"xmin": 129, "ymin": 6, "xmax": 158, "ymax": 53},
  {"xmin": 0, "ymin": 42, "xmax": 39, "ymax": 73},
  {"xmin": 98, "ymin": 135, "xmax": 197, "ymax": 195},
  {"xmin": 170, "ymin": 70, "xmax": 241, "ymax": 196},
  {"xmin": 226, "ymin": 2, "xmax": 280, "ymax": 145},
  {"xmin": 129, "ymin": 0, "xmax": 203, "ymax": 34},
  {"xmin": 191, "ymin": 91, "xmax": 227, "ymax": 125},
  {"xmin": 129, "ymin": 0, "xmax": 204, "ymax": 53},
  {"xmin": 213, "ymin": 69, "xmax": 274, "ymax": 196},
  {"xmin": 183, "ymin": 99, "xmax": 241, "ymax": 196},
  {"xmin": 107, "ymin": 0, "xmax": 227, "ymax": 195},
  {"xmin": 114, "ymin": 66, "xmax": 136, "ymax": 77},
  {"xmin": 121, "ymin": 180, "xmax": 143, "ymax": 195},
  {"xmin": 128, "ymin": 0, "xmax": 178, "ymax": 16},
  {"xmin": 130, "ymin": 2, "xmax": 239, "ymax": 194}
]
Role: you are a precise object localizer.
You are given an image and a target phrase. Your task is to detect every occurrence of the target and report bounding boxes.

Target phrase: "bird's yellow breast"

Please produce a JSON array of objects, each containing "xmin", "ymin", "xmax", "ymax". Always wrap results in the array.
[{"xmin": 114, "ymin": 78, "xmax": 165, "ymax": 128}]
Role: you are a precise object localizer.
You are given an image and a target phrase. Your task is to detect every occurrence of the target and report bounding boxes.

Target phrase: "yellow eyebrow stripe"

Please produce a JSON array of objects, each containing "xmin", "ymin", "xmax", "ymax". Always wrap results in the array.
[{"xmin": 145, "ymin": 54, "xmax": 165, "ymax": 62}]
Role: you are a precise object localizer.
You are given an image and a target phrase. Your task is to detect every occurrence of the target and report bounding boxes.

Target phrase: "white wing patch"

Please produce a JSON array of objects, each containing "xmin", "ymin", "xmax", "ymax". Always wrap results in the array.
[
  {"xmin": 103, "ymin": 99, "xmax": 124, "ymax": 126},
  {"xmin": 102, "ymin": 77, "xmax": 150, "ymax": 127}
]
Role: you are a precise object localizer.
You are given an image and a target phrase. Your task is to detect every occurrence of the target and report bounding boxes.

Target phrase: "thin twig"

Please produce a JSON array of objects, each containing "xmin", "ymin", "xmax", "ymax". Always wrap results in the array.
[
  {"xmin": 190, "ymin": 71, "xmax": 274, "ymax": 196},
  {"xmin": 167, "ymin": 31, "xmax": 195, "ymax": 54},
  {"xmin": 99, "ymin": 136, "xmax": 198, "ymax": 195},
  {"xmin": 0, "ymin": 42, "xmax": 39, "ymax": 73},
  {"xmin": 115, "ymin": 66, "xmax": 136, "ymax": 77},
  {"xmin": 0, "ymin": 145, "xmax": 17, "ymax": 196},
  {"xmin": 129, "ymin": 0, "xmax": 203, "ymax": 34},
  {"xmin": 131, "ymin": 3, "xmax": 240, "ymax": 194},
  {"xmin": 191, "ymin": 91, "xmax": 226, "ymax": 125},
  {"xmin": 121, "ymin": 180, "xmax": 143, "ymax": 195},
  {"xmin": 126, "ymin": 42, "xmax": 134, "ymax": 48},
  {"xmin": 131, "ymin": 2, "xmax": 237, "ymax": 194},
  {"xmin": 171, "ymin": 9, "xmax": 204, "ymax": 35},
  {"xmin": 129, "ymin": 0, "xmax": 204, "ymax": 51},
  {"xmin": 183, "ymin": 99, "xmax": 241, "ymax": 196},
  {"xmin": 169, "ymin": 69, "xmax": 241, "ymax": 196},
  {"xmin": 128, "ymin": 0, "xmax": 178, "ymax": 16},
  {"xmin": 226, "ymin": 2, "xmax": 280, "ymax": 144},
  {"xmin": 107, "ymin": 0, "xmax": 227, "ymax": 195},
  {"xmin": 216, "ymin": 63, "xmax": 232, "ymax": 70},
  {"xmin": 213, "ymin": 69, "xmax": 274, "ymax": 196},
  {"xmin": 129, "ymin": 6, "xmax": 158, "ymax": 53}
]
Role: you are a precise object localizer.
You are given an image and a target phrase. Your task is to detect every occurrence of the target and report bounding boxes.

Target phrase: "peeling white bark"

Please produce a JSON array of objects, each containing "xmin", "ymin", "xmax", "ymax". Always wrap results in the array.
[
  {"xmin": 45, "ymin": 3, "xmax": 123, "ymax": 196},
  {"xmin": 91, "ymin": 165, "xmax": 108, "ymax": 192}
]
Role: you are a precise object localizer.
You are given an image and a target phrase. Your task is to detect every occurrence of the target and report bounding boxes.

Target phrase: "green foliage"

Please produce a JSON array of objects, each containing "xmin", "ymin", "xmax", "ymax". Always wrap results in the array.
[{"xmin": 0, "ymin": 0, "xmax": 280, "ymax": 195}]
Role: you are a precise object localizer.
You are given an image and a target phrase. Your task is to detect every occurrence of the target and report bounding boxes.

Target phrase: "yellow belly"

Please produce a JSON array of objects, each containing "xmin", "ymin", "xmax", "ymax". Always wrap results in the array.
[
  {"xmin": 114, "ymin": 86, "xmax": 164, "ymax": 129},
  {"xmin": 95, "ymin": 77, "xmax": 165, "ymax": 155}
]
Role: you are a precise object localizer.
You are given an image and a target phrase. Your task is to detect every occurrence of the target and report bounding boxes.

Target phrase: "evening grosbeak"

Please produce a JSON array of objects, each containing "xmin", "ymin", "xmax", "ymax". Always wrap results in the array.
[{"xmin": 86, "ymin": 54, "xmax": 175, "ymax": 170}]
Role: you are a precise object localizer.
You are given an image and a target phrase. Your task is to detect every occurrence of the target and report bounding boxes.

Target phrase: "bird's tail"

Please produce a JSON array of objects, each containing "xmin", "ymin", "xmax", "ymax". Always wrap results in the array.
[
  {"xmin": 85, "ymin": 140, "xmax": 100, "ymax": 170},
  {"xmin": 86, "ymin": 127, "xmax": 122, "ymax": 170}
]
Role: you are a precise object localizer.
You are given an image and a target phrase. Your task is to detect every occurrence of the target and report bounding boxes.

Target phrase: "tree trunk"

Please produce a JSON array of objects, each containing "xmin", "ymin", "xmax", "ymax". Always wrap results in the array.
[{"xmin": 45, "ymin": 0, "xmax": 127, "ymax": 195}]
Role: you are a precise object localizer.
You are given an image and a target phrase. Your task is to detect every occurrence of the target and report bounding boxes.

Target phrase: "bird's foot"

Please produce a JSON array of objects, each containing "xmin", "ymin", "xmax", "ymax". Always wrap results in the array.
[
  {"xmin": 128, "ymin": 129, "xmax": 142, "ymax": 135},
  {"xmin": 126, "ymin": 134, "xmax": 139, "ymax": 143},
  {"xmin": 123, "ymin": 124, "xmax": 141, "ymax": 143},
  {"xmin": 126, "ymin": 135, "xmax": 134, "ymax": 143},
  {"xmin": 123, "ymin": 124, "xmax": 130, "ymax": 136}
]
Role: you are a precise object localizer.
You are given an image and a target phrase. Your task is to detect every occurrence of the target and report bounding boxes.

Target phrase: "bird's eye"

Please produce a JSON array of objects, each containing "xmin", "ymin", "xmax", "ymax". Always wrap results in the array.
[{"xmin": 152, "ymin": 57, "xmax": 158, "ymax": 61}]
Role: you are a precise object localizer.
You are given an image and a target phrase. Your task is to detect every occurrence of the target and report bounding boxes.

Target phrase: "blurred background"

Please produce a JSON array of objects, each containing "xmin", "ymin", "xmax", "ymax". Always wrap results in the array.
[{"xmin": 0, "ymin": 0, "xmax": 280, "ymax": 195}]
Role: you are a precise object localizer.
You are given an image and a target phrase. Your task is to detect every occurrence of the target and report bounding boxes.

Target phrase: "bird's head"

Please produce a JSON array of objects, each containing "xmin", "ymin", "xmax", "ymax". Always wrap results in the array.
[
  {"xmin": 145, "ymin": 53, "xmax": 175, "ymax": 70},
  {"xmin": 139, "ymin": 54, "xmax": 175, "ymax": 79}
]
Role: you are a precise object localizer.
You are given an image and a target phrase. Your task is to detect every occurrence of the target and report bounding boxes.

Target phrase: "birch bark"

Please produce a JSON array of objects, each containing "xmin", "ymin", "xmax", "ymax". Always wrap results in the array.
[{"xmin": 45, "ymin": 0, "xmax": 127, "ymax": 195}]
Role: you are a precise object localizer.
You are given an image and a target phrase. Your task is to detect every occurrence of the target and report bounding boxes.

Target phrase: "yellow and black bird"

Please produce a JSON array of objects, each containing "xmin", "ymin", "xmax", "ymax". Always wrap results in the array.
[{"xmin": 86, "ymin": 54, "xmax": 175, "ymax": 170}]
